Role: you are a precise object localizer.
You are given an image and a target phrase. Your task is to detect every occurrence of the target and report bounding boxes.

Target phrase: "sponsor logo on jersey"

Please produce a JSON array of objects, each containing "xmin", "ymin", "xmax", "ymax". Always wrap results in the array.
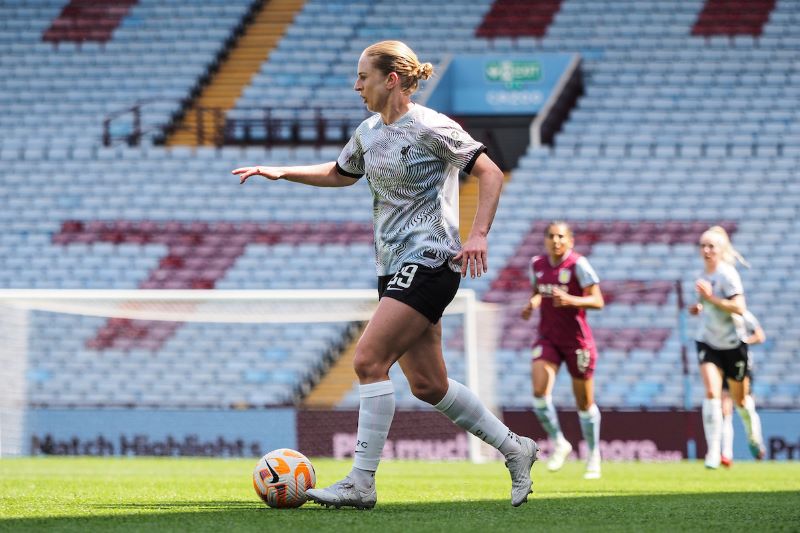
[{"xmin": 538, "ymin": 283, "xmax": 569, "ymax": 296}]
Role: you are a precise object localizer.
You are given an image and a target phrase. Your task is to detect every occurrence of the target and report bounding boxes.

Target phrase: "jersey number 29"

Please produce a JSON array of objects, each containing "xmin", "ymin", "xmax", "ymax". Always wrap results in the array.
[{"xmin": 387, "ymin": 264, "xmax": 419, "ymax": 290}]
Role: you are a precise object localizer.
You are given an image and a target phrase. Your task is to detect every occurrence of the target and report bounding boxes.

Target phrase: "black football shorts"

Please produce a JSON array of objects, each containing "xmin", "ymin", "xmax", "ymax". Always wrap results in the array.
[
  {"xmin": 377, "ymin": 262, "xmax": 460, "ymax": 324},
  {"xmin": 696, "ymin": 341, "xmax": 751, "ymax": 382}
]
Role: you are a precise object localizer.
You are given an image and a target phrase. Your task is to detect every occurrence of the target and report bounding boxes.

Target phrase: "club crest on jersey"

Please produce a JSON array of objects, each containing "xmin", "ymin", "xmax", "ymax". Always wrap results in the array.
[
  {"xmin": 558, "ymin": 269, "xmax": 571, "ymax": 284},
  {"xmin": 532, "ymin": 346, "xmax": 543, "ymax": 359}
]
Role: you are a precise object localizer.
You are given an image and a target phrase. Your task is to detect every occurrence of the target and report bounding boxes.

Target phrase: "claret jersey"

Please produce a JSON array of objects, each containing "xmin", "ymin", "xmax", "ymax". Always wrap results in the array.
[
  {"xmin": 336, "ymin": 103, "xmax": 486, "ymax": 276},
  {"xmin": 530, "ymin": 250, "xmax": 600, "ymax": 344}
]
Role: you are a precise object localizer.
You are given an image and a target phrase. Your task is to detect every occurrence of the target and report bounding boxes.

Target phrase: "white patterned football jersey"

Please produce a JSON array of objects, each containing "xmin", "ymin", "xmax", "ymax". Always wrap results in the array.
[
  {"xmin": 694, "ymin": 262, "xmax": 746, "ymax": 350},
  {"xmin": 336, "ymin": 103, "xmax": 486, "ymax": 276}
]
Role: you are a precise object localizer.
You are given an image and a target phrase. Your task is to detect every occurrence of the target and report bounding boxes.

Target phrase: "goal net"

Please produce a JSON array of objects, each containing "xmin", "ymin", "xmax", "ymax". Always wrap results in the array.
[{"xmin": 0, "ymin": 289, "xmax": 499, "ymax": 462}]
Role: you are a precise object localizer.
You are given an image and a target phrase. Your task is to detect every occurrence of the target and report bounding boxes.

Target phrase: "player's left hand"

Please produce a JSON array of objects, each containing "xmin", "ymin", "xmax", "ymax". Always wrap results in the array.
[
  {"xmin": 454, "ymin": 234, "xmax": 488, "ymax": 279},
  {"xmin": 552, "ymin": 287, "xmax": 572, "ymax": 307}
]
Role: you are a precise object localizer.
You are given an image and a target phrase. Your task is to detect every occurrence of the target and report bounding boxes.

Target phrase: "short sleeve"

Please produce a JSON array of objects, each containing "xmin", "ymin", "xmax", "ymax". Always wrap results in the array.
[
  {"xmin": 420, "ymin": 120, "xmax": 486, "ymax": 174},
  {"xmin": 529, "ymin": 256, "xmax": 540, "ymax": 289},
  {"xmin": 575, "ymin": 257, "xmax": 600, "ymax": 288},
  {"xmin": 336, "ymin": 129, "xmax": 365, "ymax": 179},
  {"xmin": 721, "ymin": 267, "xmax": 744, "ymax": 298}
]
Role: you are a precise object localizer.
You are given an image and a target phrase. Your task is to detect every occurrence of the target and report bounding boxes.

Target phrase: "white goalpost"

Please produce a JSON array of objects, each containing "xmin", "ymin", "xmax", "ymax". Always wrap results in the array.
[{"xmin": 0, "ymin": 289, "xmax": 499, "ymax": 462}]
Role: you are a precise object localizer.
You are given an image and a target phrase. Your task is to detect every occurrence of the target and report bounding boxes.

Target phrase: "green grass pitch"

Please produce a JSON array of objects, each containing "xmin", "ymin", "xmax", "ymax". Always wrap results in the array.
[{"xmin": 2, "ymin": 458, "xmax": 799, "ymax": 532}]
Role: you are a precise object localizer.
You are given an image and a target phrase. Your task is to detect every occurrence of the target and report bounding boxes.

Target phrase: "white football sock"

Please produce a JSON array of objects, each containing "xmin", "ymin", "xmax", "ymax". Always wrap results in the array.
[
  {"xmin": 578, "ymin": 403, "xmax": 601, "ymax": 455},
  {"xmin": 349, "ymin": 466, "xmax": 375, "ymax": 487},
  {"xmin": 532, "ymin": 395, "xmax": 565, "ymax": 442},
  {"xmin": 702, "ymin": 398, "xmax": 723, "ymax": 458},
  {"xmin": 721, "ymin": 412, "xmax": 734, "ymax": 458},
  {"xmin": 434, "ymin": 378, "xmax": 513, "ymax": 451},
  {"xmin": 736, "ymin": 395, "xmax": 764, "ymax": 445},
  {"xmin": 352, "ymin": 380, "xmax": 395, "ymax": 473}
]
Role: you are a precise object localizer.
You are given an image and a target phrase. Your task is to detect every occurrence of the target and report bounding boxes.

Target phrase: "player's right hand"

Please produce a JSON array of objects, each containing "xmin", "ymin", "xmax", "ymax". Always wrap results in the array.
[
  {"xmin": 231, "ymin": 166, "xmax": 281, "ymax": 184},
  {"xmin": 521, "ymin": 295, "xmax": 540, "ymax": 320},
  {"xmin": 695, "ymin": 279, "xmax": 713, "ymax": 300}
]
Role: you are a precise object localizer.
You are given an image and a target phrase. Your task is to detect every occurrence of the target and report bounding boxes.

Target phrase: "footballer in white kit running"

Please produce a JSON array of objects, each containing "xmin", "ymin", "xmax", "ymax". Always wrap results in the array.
[
  {"xmin": 689, "ymin": 226, "xmax": 765, "ymax": 469},
  {"xmin": 232, "ymin": 40, "xmax": 538, "ymax": 509}
]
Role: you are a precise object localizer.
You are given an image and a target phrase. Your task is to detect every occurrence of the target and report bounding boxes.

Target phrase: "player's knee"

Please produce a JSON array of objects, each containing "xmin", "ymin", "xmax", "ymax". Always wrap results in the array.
[
  {"xmin": 704, "ymin": 386, "xmax": 720, "ymax": 399},
  {"xmin": 409, "ymin": 378, "xmax": 447, "ymax": 405},
  {"xmin": 352, "ymin": 349, "xmax": 387, "ymax": 381}
]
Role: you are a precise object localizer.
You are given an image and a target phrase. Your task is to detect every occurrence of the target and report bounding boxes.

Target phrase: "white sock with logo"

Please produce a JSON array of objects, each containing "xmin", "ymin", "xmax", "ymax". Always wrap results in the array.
[
  {"xmin": 578, "ymin": 403, "xmax": 601, "ymax": 455},
  {"xmin": 702, "ymin": 398, "xmax": 723, "ymax": 459},
  {"xmin": 721, "ymin": 412, "xmax": 734, "ymax": 458},
  {"xmin": 736, "ymin": 395, "xmax": 763, "ymax": 445},
  {"xmin": 532, "ymin": 395, "xmax": 565, "ymax": 442},
  {"xmin": 351, "ymin": 380, "xmax": 395, "ymax": 481},
  {"xmin": 434, "ymin": 378, "xmax": 517, "ymax": 452}
]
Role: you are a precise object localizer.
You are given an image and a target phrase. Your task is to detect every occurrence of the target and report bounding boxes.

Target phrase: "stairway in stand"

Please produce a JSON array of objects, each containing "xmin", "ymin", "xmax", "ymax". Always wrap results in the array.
[
  {"xmin": 459, "ymin": 172, "xmax": 511, "ymax": 244},
  {"xmin": 168, "ymin": 0, "xmax": 304, "ymax": 146}
]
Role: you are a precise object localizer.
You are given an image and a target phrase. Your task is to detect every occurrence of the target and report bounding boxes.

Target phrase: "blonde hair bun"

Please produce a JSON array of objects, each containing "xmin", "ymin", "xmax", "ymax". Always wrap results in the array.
[{"xmin": 417, "ymin": 63, "xmax": 434, "ymax": 80}]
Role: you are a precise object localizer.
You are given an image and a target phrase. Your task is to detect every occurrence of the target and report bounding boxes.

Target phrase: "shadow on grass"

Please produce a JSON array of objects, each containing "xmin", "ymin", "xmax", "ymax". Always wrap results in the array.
[{"xmin": 3, "ymin": 491, "xmax": 799, "ymax": 533}]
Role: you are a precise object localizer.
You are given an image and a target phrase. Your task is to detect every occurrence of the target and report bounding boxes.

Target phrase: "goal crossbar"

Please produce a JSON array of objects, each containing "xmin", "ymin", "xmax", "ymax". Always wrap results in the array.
[{"xmin": 0, "ymin": 289, "xmax": 482, "ymax": 324}]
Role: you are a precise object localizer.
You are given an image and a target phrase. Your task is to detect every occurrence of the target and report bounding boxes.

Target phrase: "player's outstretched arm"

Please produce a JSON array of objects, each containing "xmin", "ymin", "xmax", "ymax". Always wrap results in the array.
[
  {"xmin": 454, "ymin": 152, "xmax": 504, "ymax": 278},
  {"xmin": 232, "ymin": 161, "xmax": 358, "ymax": 187}
]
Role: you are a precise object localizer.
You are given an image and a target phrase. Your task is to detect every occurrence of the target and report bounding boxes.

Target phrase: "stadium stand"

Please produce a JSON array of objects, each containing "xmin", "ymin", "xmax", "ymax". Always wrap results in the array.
[
  {"xmin": 475, "ymin": 0, "xmax": 563, "ymax": 38},
  {"xmin": 0, "ymin": 0, "xmax": 798, "ymax": 412},
  {"xmin": 42, "ymin": 0, "xmax": 138, "ymax": 43},
  {"xmin": 226, "ymin": 0, "xmax": 495, "ymax": 145},
  {"xmin": 692, "ymin": 0, "xmax": 776, "ymax": 36}
]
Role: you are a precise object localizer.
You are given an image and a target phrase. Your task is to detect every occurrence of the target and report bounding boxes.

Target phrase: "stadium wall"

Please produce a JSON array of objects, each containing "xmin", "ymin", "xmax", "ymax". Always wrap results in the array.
[
  {"xmin": 25, "ymin": 408, "xmax": 295, "ymax": 457},
  {"xmin": 20, "ymin": 408, "xmax": 800, "ymax": 462}
]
